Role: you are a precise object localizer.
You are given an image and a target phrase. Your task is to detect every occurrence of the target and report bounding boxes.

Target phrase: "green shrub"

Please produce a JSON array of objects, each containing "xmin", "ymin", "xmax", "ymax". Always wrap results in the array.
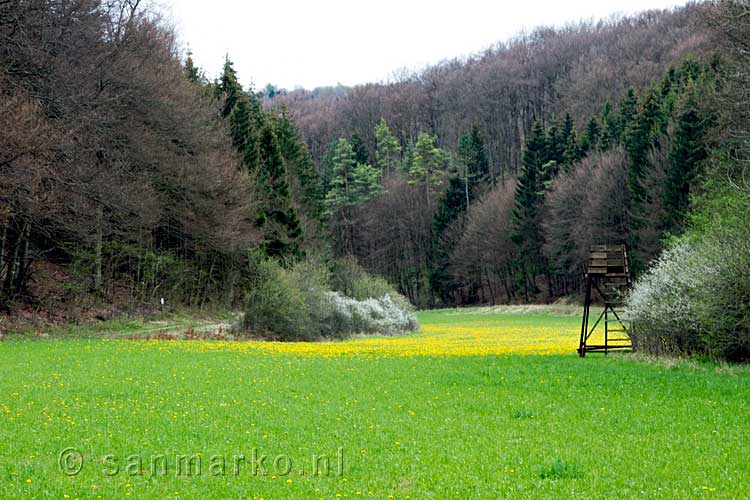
[
  {"xmin": 626, "ymin": 184, "xmax": 750, "ymax": 360},
  {"xmin": 242, "ymin": 258, "xmax": 418, "ymax": 341},
  {"xmin": 331, "ymin": 256, "xmax": 412, "ymax": 309},
  {"xmin": 243, "ymin": 259, "xmax": 318, "ymax": 341}
]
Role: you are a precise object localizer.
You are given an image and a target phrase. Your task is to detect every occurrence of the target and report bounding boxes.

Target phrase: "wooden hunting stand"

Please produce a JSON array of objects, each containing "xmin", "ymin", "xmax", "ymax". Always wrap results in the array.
[{"xmin": 578, "ymin": 244, "xmax": 633, "ymax": 357}]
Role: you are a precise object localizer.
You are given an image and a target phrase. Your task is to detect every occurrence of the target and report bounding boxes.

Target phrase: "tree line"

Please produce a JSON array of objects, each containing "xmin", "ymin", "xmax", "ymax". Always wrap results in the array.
[
  {"xmin": 0, "ymin": 0, "xmax": 734, "ymax": 318},
  {"xmin": 297, "ymin": 57, "xmax": 713, "ymax": 307},
  {"xmin": 0, "ymin": 0, "xmax": 320, "ymax": 315},
  {"xmin": 267, "ymin": 3, "xmax": 722, "ymax": 307},
  {"xmin": 276, "ymin": 4, "xmax": 710, "ymax": 178}
]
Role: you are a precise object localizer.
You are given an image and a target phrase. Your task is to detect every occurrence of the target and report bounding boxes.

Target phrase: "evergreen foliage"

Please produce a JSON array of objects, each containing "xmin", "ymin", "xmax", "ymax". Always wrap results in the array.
[
  {"xmin": 218, "ymin": 56, "xmax": 244, "ymax": 118},
  {"xmin": 663, "ymin": 89, "xmax": 709, "ymax": 231},
  {"xmin": 457, "ymin": 126, "xmax": 490, "ymax": 194},
  {"xmin": 275, "ymin": 111, "xmax": 325, "ymax": 223},
  {"xmin": 512, "ymin": 121, "xmax": 547, "ymax": 293},
  {"xmin": 375, "ymin": 118, "xmax": 402, "ymax": 175},
  {"xmin": 257, "ymin": 122, "xmax": 303, "ymax": 259},
  {"xmin": 350, "ymin": 133, "xmax": 370, "ymax": 165}
]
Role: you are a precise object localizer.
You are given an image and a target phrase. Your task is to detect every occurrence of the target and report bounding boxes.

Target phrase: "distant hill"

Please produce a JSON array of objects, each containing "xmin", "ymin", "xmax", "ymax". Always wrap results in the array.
[{"xmin": 276, "ymin": 3, "xmax": 713, "ymax": 176}]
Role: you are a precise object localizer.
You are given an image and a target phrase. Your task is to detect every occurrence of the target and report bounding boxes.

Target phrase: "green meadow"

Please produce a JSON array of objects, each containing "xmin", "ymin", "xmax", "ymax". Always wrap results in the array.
[{"xmin": 1, "ymin": 307, "xmax": 749, "ymax": 499}]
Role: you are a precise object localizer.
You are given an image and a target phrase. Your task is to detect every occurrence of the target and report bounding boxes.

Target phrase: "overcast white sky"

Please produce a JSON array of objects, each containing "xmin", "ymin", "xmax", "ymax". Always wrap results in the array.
[{"xmin": 164, "ymin": 0, "xmax": 686, "ymax": 90}]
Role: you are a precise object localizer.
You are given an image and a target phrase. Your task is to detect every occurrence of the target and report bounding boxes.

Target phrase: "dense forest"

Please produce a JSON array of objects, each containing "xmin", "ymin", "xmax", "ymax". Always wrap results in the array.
[
  {"xmin": 0, "ymin": 0, "xmax": 316, "ymax": 319},
  {"xmin": 270, "ymin": 3, "xmax": 719, "ymax": 307},
  {"xmin": 2, "ymin": 1, "xmax": 749, "ymax": 357}
]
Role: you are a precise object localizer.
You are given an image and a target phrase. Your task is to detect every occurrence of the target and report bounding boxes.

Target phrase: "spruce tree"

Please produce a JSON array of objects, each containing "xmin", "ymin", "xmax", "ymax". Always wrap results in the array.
[
  {"xmin": 350, "ymin": 133, "xmax": 370, "ymax": 165},
  {"xmin": 625, "ymin": 88, "xmax": 663, "ymax": 205},
  {"xmin": 457, "ymin": 126, "xmax": 490, "ymax": 204},
  {"xmin": 599, "ymin": 102, "xmax": 618, "ymax": 151},
  {"xmin": 319, "ymin": 140, "xmax": 339, "ymax": 193},
  {"xmin": 618, "ymin": 88, "xmax": 639, "ymax": 139},
  {"xmin": 462, "ymin": 126, "xmax": 490, "ymax": 187},
  {"xmin": 623, "ymin": 86, "xmax": 666, "ymax": 273},
  {"xmin": 560, "ymin": 114, "xmax": 575, "ymax": 149},
  {"xmin": 257, "ymin": 123, "xmax": 303, "ymax": 258},
  {"xmin": 228, "ymin": 94, "xmax": 263, "ymax": 172},
  {"xmin": 581, "ymin": 117, "xmax": 600, "ymax": 154},
  {"xmin": 544, "ymin": 121, "xmax": 564, "ymax": 165},
  {"xmin": 275, "ymin": 111, "xmax": 324, "ymax": 222},
  {"xmin": 663, "ymin": 90, "xmax": 709, "ymax": 231},
  {"xmin": 218, "ymin": 56, "xmax": 243, "ymax": 118},
  {"xmin": 229, "ymin": 96, "xmax": 251, "ymax": 152},
  {"xmin": 562, "ymin": 128, "xmax": 582, "ymax": 168},
  {"xmin": 512, "ymin": 121, "xmax": 547, "ymax": 297},
  {"xmin": 430, "ymin": 175, "xmax": 468, "ymax": 303}
]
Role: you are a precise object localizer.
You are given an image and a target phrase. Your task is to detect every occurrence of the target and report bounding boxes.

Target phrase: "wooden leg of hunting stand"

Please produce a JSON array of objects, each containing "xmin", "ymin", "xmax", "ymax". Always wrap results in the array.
[{"xmin": 578, "ymin": 275, "xmax": 591, "ymax": 357}]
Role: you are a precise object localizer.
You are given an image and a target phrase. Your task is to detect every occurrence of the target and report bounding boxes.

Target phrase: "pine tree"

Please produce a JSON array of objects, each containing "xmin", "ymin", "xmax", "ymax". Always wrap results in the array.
[
  {"xmin": 581, "ymin": 116, "xmax": 600, "ymax": 154},
  {"xmin": 218, "ymin": 56, "xmax": 244, "ymax": 118},
  {"xmin": 324, "ymin": 138, "xmax": 357, "ymax": 214},
  {"xmin": 275, "ymin": 111, "xmax": 324, "ymax": 222},
  {"xmin": 512, "ymin": 121, "xmax": 547, "ymax": 297},
  {"xmin": 257, "ymin": 123, "xmax": 303, "ymax": 259},
  {"xmin": 618, "ymin": 88, "xmax": 639, "ymax": 139},
  {"xmin": 625, "ymin": 88, "xmax": 663, "ymax": 205},
  {"xmin": 375, "ymin": 118, "xmax": 402, "ymax": 176},
  {"xmin": 350, "ymin": 133, "xmax": 370, "ymax": 165},
  {"xmin": 457, "ymin": 126, "xmax": 490, "ymax": 196},
  {"xmin": 599, "ymin": 101, "xmax": 618, "ymax": 151},
  {"xmin": 663, "ymin": 90, "xmax": 709, "ymax": 231},
  {"xmin": 325, "ymin": 138, "xmax": 381, "ymax": 255},
  {"xmin": 409, "ymin": 132, "xmax": 446, "ymax": 208},
  {"xmin": 325, "ymin": 139, "xmax": 381, "ymax": 211},
  {"xmin": 430, "ymin": 175, "xmax": 468, "ymax": 303},
  {"xmin": 544, "ymin": 121, "xmax": 564, "ymax": 165},
  {"xmin": 402, "ymin": 141, "xmax": 416, "ymax": 174},
  {"xmin": 351, "ymin": 163, "xmax": 382, "ymax": 202},
  {"xmin": 184, "ymin": 51, "xmax": 202, "ymax": 84}
]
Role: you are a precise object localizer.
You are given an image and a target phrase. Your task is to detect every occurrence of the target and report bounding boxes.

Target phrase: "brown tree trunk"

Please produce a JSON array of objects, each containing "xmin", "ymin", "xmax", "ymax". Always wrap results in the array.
[
  {"xmin": 0, "ymin": 222, "xmax": 6, "ymax": 279},
  {"xmin": 13, "ymin": 222, "xmax": 30, "ymax": 295},
  {"xmin": 94, "ymin": 205, "xmax": 103, "ymax": 292}
]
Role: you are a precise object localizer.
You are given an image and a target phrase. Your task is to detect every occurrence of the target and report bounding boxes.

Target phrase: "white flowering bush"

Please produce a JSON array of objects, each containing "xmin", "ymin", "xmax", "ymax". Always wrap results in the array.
[
  {"xmin": 626, "ymin": 216, "xmax": 750, "ymax": 360},
  {"xmin": 625, "ymin": 240, "xmax": 705, "ymax": 355},
  {"xmin": 323, "ymin": 291, "xmax": 418, "ymax": 337},
  {"xmin": 243, "ymin": 258, "xmax": 418, "ymax": 341}
]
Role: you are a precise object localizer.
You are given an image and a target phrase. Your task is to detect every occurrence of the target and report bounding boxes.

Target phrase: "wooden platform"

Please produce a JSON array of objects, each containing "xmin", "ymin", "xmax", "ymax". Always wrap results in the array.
[{"xmin": 578, "ymin": 244, "xmax": 633, "ymax": 357}]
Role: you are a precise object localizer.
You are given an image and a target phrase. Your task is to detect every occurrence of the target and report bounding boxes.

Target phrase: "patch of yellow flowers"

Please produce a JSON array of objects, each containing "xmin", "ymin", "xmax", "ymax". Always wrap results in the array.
[{"xmin": 135, "ymin": 323, "xmax": 581, "ymax": 357}]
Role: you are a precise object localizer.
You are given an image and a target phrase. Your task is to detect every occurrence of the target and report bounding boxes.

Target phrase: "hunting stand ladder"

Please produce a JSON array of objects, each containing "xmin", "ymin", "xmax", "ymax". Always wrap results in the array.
[{"xmin": 578, "ymin": 244, "xmax": 633, "ymax": 357}]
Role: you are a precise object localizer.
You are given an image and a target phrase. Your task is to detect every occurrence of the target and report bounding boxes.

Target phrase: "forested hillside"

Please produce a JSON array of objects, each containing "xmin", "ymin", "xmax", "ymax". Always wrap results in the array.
[
  {"xmin": 2, "ymin": 0, "xmax": 748, "ymax": 350},
  {"xmin": 274, "ymin": 3, "xmax": 718, "ymax": 307},
  {"xmin": 277, "ymin": 4, "xmax": 710, "ymax": 173},
  {"xmin": 0, "ymin": 0, "xmax": 320, "ymax": 321}
]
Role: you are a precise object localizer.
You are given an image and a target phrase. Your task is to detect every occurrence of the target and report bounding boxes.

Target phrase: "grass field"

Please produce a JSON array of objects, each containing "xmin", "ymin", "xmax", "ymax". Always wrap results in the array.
[{"xmin": 1, "ymin": 307, "xmax": 749, "ymax": 499}]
